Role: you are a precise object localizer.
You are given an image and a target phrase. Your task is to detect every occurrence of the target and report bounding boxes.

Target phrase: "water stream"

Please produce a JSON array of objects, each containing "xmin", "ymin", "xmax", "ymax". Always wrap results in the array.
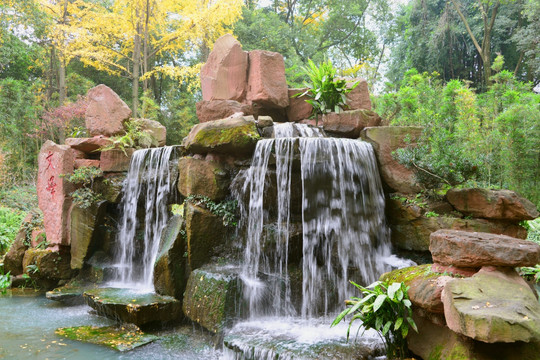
[
  {"xmin": 110, "ymin": 146, "xmax": 176, "ymax": 290},
  {"xmin": 236, "ymin": 123, "xmax": 401, "ymax": 319}
]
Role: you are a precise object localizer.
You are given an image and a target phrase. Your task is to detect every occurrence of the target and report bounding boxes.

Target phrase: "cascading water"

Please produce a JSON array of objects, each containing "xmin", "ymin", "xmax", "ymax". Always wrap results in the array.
[
  {"xmin": 110, "ymin": 146, "xmax": 176, "ymax": 290},
  {"xmin": 236, "ymin": 123, "xmax": 394, "ymax": 318}
]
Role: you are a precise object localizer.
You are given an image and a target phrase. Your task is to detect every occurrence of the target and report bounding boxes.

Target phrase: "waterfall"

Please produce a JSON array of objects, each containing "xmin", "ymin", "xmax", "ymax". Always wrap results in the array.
[
  {"xmin": 110, "ymin": 146, "xmax": 176, "ymax": 290},
  {"xmin": 236, "ymin": 123, "xmax": 392, "ymax": 318}
]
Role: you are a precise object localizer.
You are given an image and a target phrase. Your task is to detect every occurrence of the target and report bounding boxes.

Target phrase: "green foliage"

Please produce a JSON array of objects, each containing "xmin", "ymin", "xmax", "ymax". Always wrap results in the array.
[
  {"xmin": 520, "ymin": 265, "xmax": 540, "ymax": 284},
  {"xmin": 99, "ymin": 119, "xmax": 153, "ymax": 154},
  {"xmin": 25, "ymin": 264, "xmax": 39, "ymax": 275},
  {"xmin": 20, "ymin": 209, "xmax": 44, "ymax": 247},
  {"xmin": 424, "ymin": 211, "xmax": 439, "ymax": 218},
  {"xmin": 525, "ymin": 218, "xmax": 540, "ymax": 245},
  {"xmin": 185, "ymin": 195, "xmax": 238, "ymax": 227},
  {"xmin": 300, "ymin": 59, "xmax": 355, "ymax": 124},
  {"xmin": 0, "ymin": 268, "xmax": 11, "ymax": 294},
  {"xmin": 377, "ymin": 68, "xmax": 540, "ymax": 206},
  {"xmin": 0, "ymin": 206, "xmax": 24, "ymax": 254},
  {"xmin": 332, "ymin": 280, "xmax": 417, "ymax": 360},
  {"xmin": 0, "ymin": 185, "xmax": 38, "ymax": 212},
  {"xmin": 65, "ymin": 166, "xmax": 104, "ymax": 209}
]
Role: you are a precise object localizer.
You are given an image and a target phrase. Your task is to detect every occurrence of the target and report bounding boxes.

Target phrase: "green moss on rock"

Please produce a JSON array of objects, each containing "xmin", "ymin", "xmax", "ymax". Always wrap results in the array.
[{"xmin": 56, "ymin": 325, "xmax": 158, "ymax": 351}]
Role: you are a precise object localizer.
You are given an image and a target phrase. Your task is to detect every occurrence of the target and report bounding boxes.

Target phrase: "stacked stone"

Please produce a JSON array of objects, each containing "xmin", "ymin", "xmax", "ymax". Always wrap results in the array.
[
  {"xmin": 197, "ymin": 34, "xmax": 378, "ymax": 138},
  {"xmin": 385, "ymin": 229, "xmax": 540, "ymax": 359}
]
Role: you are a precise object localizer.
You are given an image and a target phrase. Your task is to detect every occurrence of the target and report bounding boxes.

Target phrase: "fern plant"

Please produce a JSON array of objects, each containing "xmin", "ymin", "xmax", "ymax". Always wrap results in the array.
[
  {"xmin": 299, "ymin": 59, "xmax": 357, "ymax": 125},
  {"xmin": 332, "ymin": 280, "xmax": 417, "ymax": 360}
]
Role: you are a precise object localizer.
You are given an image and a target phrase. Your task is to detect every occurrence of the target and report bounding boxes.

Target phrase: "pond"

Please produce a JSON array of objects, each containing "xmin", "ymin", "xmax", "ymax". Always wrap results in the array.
[{"xmin": 0, "ymin": 290, "xmax": 221, "ymax": 360}]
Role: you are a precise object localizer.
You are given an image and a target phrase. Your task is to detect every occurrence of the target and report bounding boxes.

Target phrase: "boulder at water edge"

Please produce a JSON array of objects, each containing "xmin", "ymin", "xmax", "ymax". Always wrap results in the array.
[
  {"xmin": 3, "ymin": 213, "xmax": 32, "ymax": 275},
  {"xmin": 37, "ymin": 140, "xmax": 74, "ymax": 247},
  {"xmin": 83, "ymin": 288, "xmax": 181, "ymax": 327},
  {"xmin": 430, "ymin": 229, "xmax": 540, "ymax": 267},
  {"xmin": 100, "ymin": 148, "xmax": 134, "ymax": 172},
  {"xmin": 360, "ymin": 126, "xmax": 423, "ymax": 194},
  {"xmin": 196, "ymin": 100, "xmax": 253, "ymax": 123},
  {"xmin": 153, "ymin": 215, "xmax": 186, "ymax": 299},
  {"xmin": 446, "ymin": 188, "xmax": 539, "ymax": 221},
  {"xmin": 246, "ymin": 50, "xmax": 289, "ymax": 109},
  {"xmin": 85, "ymin": 84, "xmax": 132, "ymax": 137},
  {"xmin": 201, "ymin": 34, "xmax": 248, "ymax": 102},
  {"xmin": 178, "ymin": 157, "xmax": 230, "ymax": 201},
  {"xmin": 183, "ymin": 265, "xmax": 241, "ymax": 334},
  {"xmin": 23, "ymin": 248, "xmax": 73, "ymax": 287},
  {"xmin": 322, "ymin": 109, "xmax": 381, "ymax": 138},
  {"xmin": 183, "ymin": 116, "xmax": 260, "ymax": 157},
  {"xmin": 442, "ymin": 267, "xmax": 540, "ymax": 343}
]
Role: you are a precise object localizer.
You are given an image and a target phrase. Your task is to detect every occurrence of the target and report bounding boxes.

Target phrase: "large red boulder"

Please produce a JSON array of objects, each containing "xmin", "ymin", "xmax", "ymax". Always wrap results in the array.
[
  {"xmin": 37, "ymin": 140, "xmax": 75, "ymax": 246},
  {"xmin": 65, "ymin": 136, "xmax": 111, "ymax": 153},
  {"xmin": 345, "ymin": 78, "xmax": 372, "ymax": 111},
  {"xmin": 85, "ymin": 85, "xmax": 131, "ymax": 136},
  {"xmin": 201, "ymin": 34, "xmax": 248, "ymax": 102},
  {"xmin": 446, "ymin": 188, "xmax": 539, "ymax": 221},
  {"xmin": 196, "ymin": 100, "xmax": 253, "ymax": 123},
  {"xmin": 430, "ymin": 229, "xmax": 540, "ymax": 267},
  {"xmin": 286, "ymin": 88, "xmax": 313, "ymax": 122},
  {"xmin": 247, "ymin": 50, "xmax": 289, "ymax": 109},
  {"xmin": 322, "ymin": 109, "xmax": 381, "ymax": 138},
  {"xmin": 360, "ymin": 126, "xmax": 423, "ymax": 194}
]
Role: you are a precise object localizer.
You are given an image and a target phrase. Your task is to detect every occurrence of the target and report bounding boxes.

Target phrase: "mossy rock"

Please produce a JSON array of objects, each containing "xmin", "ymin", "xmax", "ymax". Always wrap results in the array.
[
  {"xmin": 177, "ymin": 157, "xmax": 230, "ymax": 201},
  {"xmin": 83, "ymin": 288, "xmax": 181, "ymax": 327},
  {"xmin": 56, "ymin": 325, "xmax": 158, "ymax": 351},
  {"xmin": 183, "ymin": 116, "xmax": 260, "ymax": 157},
  {"xmin": 182, "ymin": 264, "xmax": 242, "ymax": 334},
  {"xmin": 70, "ymin": 201, "xmax": 107, "ymax": 270},
  {"xmin": 22, "ymin": 248, "xmax": 73, "ymax": 284}
]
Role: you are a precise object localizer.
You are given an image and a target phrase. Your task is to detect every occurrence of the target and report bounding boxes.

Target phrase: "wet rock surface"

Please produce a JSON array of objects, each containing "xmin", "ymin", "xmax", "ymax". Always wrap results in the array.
[
  {"xmin": 178, "ymin": 157, "xmax": 230, "ymax": 201},
  {"xmin": 56, "ymin": 325, "xmax": 158, "ymax": 351},
  {"xmin": 99, "ymin": 148, "xmax": 134, "ymax": 172},
  {"xmin": 83, "ymin": 288, "xmax": 181, "ymax": 327}
]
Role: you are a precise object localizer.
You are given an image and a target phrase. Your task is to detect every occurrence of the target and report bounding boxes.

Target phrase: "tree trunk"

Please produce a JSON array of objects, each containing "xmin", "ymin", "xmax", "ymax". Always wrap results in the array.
[{"xmin": 132, "ymin": 22, "xmax": 142, "ymax": 117}]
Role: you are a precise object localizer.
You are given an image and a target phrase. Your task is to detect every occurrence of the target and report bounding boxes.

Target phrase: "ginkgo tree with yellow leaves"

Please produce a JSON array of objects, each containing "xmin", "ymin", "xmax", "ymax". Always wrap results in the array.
[{"xmin": 68, "ymin": 0, "xmax": 243, "ymax": 115}]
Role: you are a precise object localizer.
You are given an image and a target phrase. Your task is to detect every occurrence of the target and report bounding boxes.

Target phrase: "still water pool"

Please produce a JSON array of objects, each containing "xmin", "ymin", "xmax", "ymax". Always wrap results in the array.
[{"xmin": 0, "ymin": 291, "xmax": 221, "ymax": 360}]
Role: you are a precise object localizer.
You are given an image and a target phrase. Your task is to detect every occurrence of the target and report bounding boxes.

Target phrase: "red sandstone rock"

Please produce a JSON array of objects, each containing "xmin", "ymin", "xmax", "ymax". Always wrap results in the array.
[
  {"xmin": 136, "ymin": 118, "xmax": 167, "ymax": 147},
  {"xmin": 85, "ymin": 84, "xmax": 131, "ymax": 136},
  {"xmin": 66, "ymin": 136, "xmax": 112, "ymax": 153},
  {"xmin": 100, "ymin": 149, "xmax": 134, "ymax": 172},
  {"xmin": 247, "ymin": 50, "xmax": 289, "ymax": 109},
  {"xmin": 37, "ymin": 140, "xmax": 75, "ymax": 246},
  {"xmin": 446, "ymin": 188, "xmax": 539, "ymax": 221},
  {"xmin": 430, "ymin": 229, "xmax": 540, "ymax": 267},
  {"xmin": 286, "ymin": 88, "xmax": 313, "ymax": 122},
  {"xmin": 360, "ymin": 126, "xmax": 423, "ymax": 194},
  {"xmin": 345, "ymin": 78, "xmax": 372, "ymax": 110},
  {"xmin": 322, "ymin": 109, "xmax": 381, "ymax": 138},
  {"xmin": 74, "ymin": 159, "xmax": 100, "ymax": 169},
  {"xmin": 431, "ymin": 263, "xmax": 478, "ymax": 277},
  {"xmin": 70, "ymin": 148, "xmax": 86, "ymax": 159},
  {"xmin": 201, "ymin": 34, "xmax": 248, "ymax": 102},
  {"xmin": 196, "ymin": 100, "xmax": 253, "ymax": 123}
]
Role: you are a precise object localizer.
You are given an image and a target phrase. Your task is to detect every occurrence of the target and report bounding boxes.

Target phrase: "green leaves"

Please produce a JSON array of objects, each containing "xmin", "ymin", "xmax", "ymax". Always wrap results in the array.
[{"xmin": 331, "ymin": 280, "xmax": 417, "ymax": 360}]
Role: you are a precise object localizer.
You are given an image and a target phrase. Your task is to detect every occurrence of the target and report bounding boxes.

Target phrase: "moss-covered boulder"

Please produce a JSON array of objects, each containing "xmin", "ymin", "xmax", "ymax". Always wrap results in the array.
[
  {"xmin": 56, "ymin": 325, "xmax": 158, "ymax": 351},
  {"xmin": 93, "ymin": 174, "xmax": 125, "ymax": 203},
  {"xmin": 153, "ymin": 215, "xmax": 186, "ymax": 299},
  {"xmin": 22, "ymin": 248, "xmax": 72, "ymax": 284},
  {"xmin": 178, "ymin": 157, "xmax": 230, "ymax": 201},
  {"xmin": 381, "ymin": 264, "xmax": 452, "ymax": 314},
  {"xmin": 3, "ymin": 214, "xmax": 31, "ymax": 275},
  {"xmin": 442, "ymin": 267, "xmax": 540, "ymax": 343},
  {"xmin": 184, "ymin": 202, "xmax": 227, "ymax": 271},
  {"xmin": 70, "ymin": 201, "xmax": 107, "ymax": 270},
  {"xmin": 183, "ymin": 116, "xmax": 260, "ymax": 157},
  {"xmin": 83, "ymin": 288, "xmax": 181, "ymax": 327},
  {"xmin": 183, "ymin": 265, "xmax": 241, "ymax": 334}
]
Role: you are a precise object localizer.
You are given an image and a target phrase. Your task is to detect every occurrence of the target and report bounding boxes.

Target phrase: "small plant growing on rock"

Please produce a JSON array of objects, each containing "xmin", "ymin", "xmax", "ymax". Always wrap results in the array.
[
  {"xmin": 332, "ymin": 280, "xmax": 417, "ymax": 360},
  {"xmin": 185, "ymin": 195, "xmax": 238, "ymax": 227},
  {"xmin": 64, "ymin": 166, "xmax": 104, "ymax": 209},
  {"xmin": 299, "ymin": 59, "xmax": 357, "ymax": 125},
  {"xmin": 0, "ymin": 267, "xmax": 11, "ymax": 294},
  {"xmin": 98, "ymin": 119, "xmax": 153, "ymax": 154}
]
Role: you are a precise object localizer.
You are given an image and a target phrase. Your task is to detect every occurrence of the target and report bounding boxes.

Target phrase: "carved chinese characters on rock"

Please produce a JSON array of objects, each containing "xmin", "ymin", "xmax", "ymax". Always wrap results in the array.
[{"xmin": 37, "ymin": 141, "xmax": 74, "ymax": 247}]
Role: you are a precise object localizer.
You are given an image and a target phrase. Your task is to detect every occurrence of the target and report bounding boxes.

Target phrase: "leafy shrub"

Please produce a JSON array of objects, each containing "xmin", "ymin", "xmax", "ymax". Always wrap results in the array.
[
  {"xmin": 64, "ymin": 166, "xmax": 104, "ymax": 209},
  {"xmin": 0, "ymin": 185, "xmax": 38, "ymax": 212},
  {"xmin": 300, "ymin": 59, "xmax": 356, "ymax": 124},
  {"xmin": 332, "ymin": 280, "xmax": 417, "ymax": 360},
  {"xmin": 0, "ymin": 268, "xmax": 10, "ymax": 294},
  {"xmin": 0, "ymin": 206, "xmax": 24, "ymax": 254},
  {"xmin": 185, "ymin": 195, "xmax": 238, "ymax": 227},
  {"xmin": 99, "ymin": 119, "xmax": 153, "ymax": 154},
  {"xmin": 520, "ymin": 265, "xmax": 540, "ymax": 283}
]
